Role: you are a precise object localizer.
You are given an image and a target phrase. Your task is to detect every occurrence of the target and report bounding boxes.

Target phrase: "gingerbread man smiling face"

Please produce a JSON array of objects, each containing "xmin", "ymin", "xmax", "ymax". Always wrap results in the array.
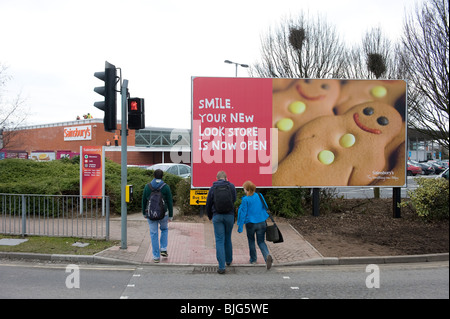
[
  {"xmin": 272, "ymin": 79, "xmax": 340, "ymax": 164},
  {"xmin": 272, "ymin": 101, "xmax": 403, "ymax": 186}
]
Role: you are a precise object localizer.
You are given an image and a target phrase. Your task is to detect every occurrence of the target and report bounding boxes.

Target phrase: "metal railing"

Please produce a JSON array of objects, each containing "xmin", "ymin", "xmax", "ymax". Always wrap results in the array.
[{"xmin": 0, "ymin": 194, "xmax": 110, "ymax": 240}]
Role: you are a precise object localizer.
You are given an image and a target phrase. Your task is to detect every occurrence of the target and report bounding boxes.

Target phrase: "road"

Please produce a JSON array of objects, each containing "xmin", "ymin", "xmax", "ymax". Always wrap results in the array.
[{"xmin": 0, "ymin": 260, "xmax": 448, "ymax": 300}]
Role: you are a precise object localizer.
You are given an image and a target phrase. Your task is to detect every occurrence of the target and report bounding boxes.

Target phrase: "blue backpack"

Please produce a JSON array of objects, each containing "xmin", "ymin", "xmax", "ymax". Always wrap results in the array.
[{"xmin": 146, "ymin": 182, "xmax": 166, "ymax": 220}]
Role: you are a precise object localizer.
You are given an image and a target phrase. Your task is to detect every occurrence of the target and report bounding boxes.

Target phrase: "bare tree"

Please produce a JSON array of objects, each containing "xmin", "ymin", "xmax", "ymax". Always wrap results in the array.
[
  {"xmin": 0, "ymin": 64, "xmax": 28, "ymax": 150},
  {"xmin": 249, "ymin": 12, "xmax": 348, "ymax": 78},
  {"xmin": 398, "ymin": 0, "xmax": 449, "ymax": 150},
  {"xmin": 343, "ymin": 27, "xmax": 399, "ymax": 79}
]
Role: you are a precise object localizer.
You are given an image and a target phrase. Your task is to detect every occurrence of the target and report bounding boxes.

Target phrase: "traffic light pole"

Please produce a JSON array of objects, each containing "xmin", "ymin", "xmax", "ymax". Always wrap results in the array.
[{"xmin": 120, "ymin": 79, "xmax": 129, "ymax": 250}]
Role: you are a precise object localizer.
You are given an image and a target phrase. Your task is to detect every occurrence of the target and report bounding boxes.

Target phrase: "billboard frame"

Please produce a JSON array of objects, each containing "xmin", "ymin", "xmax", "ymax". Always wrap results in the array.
[{"xmin": 191, "ymin": 76, "xmax": 408, "ymax": 189}]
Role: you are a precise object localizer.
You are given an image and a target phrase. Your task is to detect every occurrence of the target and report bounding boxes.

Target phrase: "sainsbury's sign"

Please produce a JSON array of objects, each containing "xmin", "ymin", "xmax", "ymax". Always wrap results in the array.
[{"xmin": 64, "ymin": 125, "xmax": 92, "ymax": 141}]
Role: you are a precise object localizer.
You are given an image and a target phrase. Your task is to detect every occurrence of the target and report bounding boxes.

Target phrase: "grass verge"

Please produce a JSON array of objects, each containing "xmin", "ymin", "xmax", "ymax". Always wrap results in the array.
[{"xmin": 0, "ymin": 234, "xmax": 119, "ymax": 255}]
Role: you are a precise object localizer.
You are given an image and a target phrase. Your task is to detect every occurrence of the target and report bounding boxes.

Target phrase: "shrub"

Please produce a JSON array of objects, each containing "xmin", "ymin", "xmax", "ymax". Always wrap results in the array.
[
  {"xmin": 402, "ymin": 177, "xmax": 449, "ymax": 220},
  {"xmin": 176, "ymin": 177, "xmax": 200, "ymax": 216},
  {"xmin": 0, "ymin": 159, "xmax": 183, "ymax": 215},
  {"xmin": 261, "ymin": 188, "xmax": 310, "ymax": 218},
  {"xmin": 175, "ymin": 179, "xmax": 338, "ymax": 218}
]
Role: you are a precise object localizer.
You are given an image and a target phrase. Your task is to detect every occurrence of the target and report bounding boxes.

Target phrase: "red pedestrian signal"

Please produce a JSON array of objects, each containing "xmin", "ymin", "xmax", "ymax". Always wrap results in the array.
[{"xmin": 128, "ymin": 98, "xmax": 145, "ymax": 130}]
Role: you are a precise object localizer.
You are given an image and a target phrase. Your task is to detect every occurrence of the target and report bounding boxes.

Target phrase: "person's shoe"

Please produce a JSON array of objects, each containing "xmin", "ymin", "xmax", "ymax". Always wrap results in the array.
[
  {"xmin": 266, "ymin": 255, "xmax": 273, "ymax": 270},
  {"xmin": 153, "ymin": 258, "xmax": 160, "ymax": 263},
  {"xmin": 161, "ymin": 251, "xmax": 168, "ymax": 258},
  {"xmin": 217, "ymin": 268, "xmax": 226, "ymax": 274},
  {"xmin": 226, "ymin": 262, "xmax": 232, "ymax": 266}
]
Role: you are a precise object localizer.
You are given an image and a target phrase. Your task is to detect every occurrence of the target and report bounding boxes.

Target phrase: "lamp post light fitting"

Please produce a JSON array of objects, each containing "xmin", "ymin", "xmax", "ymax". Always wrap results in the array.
[{"xmin": 224, "ymin": 60, "xmax": 249, "ymax": 77}]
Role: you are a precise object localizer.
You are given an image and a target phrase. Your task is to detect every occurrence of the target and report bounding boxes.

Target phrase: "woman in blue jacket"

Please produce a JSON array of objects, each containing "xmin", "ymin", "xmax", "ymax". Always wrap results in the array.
[{"xmin": 237, "ymin": 180, "xmax": 273, "ymax": 270}]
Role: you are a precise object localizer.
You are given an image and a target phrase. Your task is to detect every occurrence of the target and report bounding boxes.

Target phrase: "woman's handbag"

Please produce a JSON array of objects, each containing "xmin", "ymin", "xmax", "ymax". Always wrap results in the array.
[{"xmin": 257, "ymin": 193, "xmax": 284, "ymax": 243}]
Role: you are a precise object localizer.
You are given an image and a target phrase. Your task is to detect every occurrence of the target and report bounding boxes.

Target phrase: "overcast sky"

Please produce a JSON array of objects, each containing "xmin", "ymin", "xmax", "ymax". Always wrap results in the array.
[{"xmin": 1, "ymin": 0, "xmax": 419, "ymax": 129}]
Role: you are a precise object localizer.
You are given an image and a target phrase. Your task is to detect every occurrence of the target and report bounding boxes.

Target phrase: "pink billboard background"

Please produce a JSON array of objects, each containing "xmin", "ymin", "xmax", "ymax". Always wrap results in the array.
[{"xmin": 192, "ymin": 77, "xmax": 273, "ymax": 187}]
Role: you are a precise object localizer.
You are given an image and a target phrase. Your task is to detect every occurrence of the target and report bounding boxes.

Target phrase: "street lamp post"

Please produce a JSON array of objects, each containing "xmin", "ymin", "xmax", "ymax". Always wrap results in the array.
[{"xmin": 224, "ymin": 60, "xmax": 249, "ymax": 77}]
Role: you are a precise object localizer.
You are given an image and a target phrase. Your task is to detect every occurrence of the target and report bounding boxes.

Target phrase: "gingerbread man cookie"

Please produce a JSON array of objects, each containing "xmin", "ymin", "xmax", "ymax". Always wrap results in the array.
[
  {"xmin": 334, "ymin": 80, "xmax": 406, "ymax": 116},
  {"xmin": 272, "ymin": 79, "xmax": 340, "ymax": 164},
  {"xmin": 272, "ymin": 101, "xmax": 403, "ymax": 186},
  {"xmin": 334, "ymin": 79, "xmax": 407, "ymax": 180}
]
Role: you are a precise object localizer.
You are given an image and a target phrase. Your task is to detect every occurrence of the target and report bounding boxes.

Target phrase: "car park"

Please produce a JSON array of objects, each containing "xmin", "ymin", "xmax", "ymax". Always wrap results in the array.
[
  {"xmin": 409, "ymin": 160, "xmax": 434, "ymax": 175},
  {"xmin": 441, "ymin": 159, "xmax": 449, "ymax": 168},
  {"xmin": 436, "ymin": 167, "xmax": 449, "ymax": 180},
  {"xmin": 407, "ymin": 161, "xmax": 422, "ymax": 176},
  {"xmin": 147, "ymin": 163, "xmax": 191, "ymax": 178},
  {"xmin": 427, "ymin": 160, "xmax": 446, "ymax": 174}
]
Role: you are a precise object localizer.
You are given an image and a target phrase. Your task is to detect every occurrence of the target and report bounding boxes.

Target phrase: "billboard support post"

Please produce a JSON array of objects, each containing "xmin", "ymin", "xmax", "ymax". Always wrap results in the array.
[
  {"xmin": 312, "ymin": 188, "xmax": 320, "ymax": 217},
  {"xmin": 393, "ymin": 187, "xmax": 401, "ymax": 218}
]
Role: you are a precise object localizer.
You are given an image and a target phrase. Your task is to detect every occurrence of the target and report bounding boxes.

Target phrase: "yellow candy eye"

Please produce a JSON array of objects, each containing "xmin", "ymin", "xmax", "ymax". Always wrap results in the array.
[
  {"xmin": 318, "ymin": 150, "xmax": 335, "ymax": 165},
  {"xmin": 276, "ymin": 118, "xmax": 294, "ymax": 131},
  {"xmin": 288, "ymin": 101, "xmax": 306, "ymax": 114},
  {"xmin": 371, "ymin": 86, "xmax": 387, "ymax": 98},
  {"xmin": 339, "ymin": 133, "xmax": 356, "ymax": 148}
]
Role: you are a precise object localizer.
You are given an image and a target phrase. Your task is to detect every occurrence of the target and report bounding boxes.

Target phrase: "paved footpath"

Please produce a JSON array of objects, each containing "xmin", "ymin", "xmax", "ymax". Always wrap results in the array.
[
  {"xmin": 95, "ymin": 208, "xmax": 448, "ymax": 266},
  {"xmin": 97, "ymin": 208, "xmax": 323, "ymax": 266}
]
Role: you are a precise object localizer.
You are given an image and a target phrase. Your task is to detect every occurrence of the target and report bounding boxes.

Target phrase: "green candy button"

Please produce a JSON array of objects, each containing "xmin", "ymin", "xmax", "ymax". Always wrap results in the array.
[
  {"xmin": 288, "ymin": 101, "xmax": 306, "ymax": 114},
  {"xmin": 318, "ymin": 150, "xmax": 335, "ymax": 165},
  {"xmin": 276, "ymin": 118, "xmax": 294, "ymax": 131}
]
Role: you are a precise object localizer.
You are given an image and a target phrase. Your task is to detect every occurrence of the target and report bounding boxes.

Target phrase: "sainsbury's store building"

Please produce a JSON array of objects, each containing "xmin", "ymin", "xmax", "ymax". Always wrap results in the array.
[{"xmin": 1, "ymin": 118, "xmax": 191, "ymax": 165}]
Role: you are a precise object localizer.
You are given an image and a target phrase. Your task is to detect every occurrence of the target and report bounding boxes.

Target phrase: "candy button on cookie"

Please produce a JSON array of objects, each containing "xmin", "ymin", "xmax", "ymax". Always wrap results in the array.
[
  {"xmin": 276, "ymin": 118, "xmax": 294, "ymax": 132},
  {"xmin": 288, "ymin": 101, "xmax": 306, "ymax": 114},
  {"xmin": 371, "ymin": 86, "xmax": 387, "ymax": 98},
  {"xmin": 318, "ymin": 150, "xmax": 335, "ymax": 165},
  {"xmin": 339, "ymin": 133, "xmax": 356, "ymax": 148}
]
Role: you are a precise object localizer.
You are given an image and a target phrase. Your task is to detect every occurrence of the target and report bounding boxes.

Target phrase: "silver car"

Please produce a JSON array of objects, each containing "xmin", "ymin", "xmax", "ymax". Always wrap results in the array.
[{"xmin": 147, "ymin": 163, "xmax": 191, "ymax": 178}]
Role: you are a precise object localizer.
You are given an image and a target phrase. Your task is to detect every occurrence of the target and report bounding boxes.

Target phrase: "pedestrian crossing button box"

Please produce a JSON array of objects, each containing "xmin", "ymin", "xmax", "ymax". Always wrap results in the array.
[{"xmin": 126, "ymin": 185, "xmax": 133, "ymax": 203}]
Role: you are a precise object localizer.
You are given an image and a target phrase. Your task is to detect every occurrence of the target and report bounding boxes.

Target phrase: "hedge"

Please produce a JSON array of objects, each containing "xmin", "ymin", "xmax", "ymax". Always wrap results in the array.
[{"xmin": 0, "ymin": 158, "xmax": 182, "ymax": 215}]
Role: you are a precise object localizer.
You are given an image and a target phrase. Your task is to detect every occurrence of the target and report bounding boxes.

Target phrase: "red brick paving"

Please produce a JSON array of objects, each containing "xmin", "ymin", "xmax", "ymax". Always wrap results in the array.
[{"xmin": 98, "ymin": 213, "xmax": 322, "ymax": 266}]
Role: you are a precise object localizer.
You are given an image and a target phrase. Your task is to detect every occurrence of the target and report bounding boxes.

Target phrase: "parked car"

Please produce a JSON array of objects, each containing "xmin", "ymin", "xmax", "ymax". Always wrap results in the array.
[
  {"xmin": 427, "ymin": 160, "xmax": 446, "ymax": 174},
  {"xmin": 147, "ymin": 163, "xmax": 191, "ymax": 178},
  {"xmin": 410, "ymin": 160, "xmax": 435, "ymax": 175},
  {"xmin": 407, "ymin": 161, "xmax": 422, "ymax": 176},
  {"xmin": 436, "ymin": 168, "xmax": 449, "ymax": 180}
]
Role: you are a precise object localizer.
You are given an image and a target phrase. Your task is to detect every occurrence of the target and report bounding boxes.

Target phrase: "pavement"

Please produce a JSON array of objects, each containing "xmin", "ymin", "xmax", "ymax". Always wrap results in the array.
[{"xmin": 1, "ymin": 207, "xmax": 448, "ymax": 267}]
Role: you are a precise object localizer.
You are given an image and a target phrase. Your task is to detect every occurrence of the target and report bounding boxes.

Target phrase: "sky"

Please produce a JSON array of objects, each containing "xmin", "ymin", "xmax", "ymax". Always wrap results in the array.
[{"xmin": 1, "ymin": 0, "xmax": 419, "ymax": 130}]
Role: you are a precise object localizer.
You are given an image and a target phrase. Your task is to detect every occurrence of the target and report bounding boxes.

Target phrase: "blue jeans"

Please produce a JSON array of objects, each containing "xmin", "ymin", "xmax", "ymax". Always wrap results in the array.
[
  {"xmin": 212, "ymin": 214, "xmax": 234, "ymax": 270},
  {"xmin": 147, "ymin": 215, "xmax": 169, "ymax": 260},
  {"xmin": 245, "ymin": 221, "xmax": 270, "ymax": 263}
]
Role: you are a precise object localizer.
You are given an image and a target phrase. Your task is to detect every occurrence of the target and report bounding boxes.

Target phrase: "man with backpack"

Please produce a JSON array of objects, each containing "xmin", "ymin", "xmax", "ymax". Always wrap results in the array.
[
  {"xmin": 205, "ymin": 171, "xmax": 237, "ymax": 274},
  {"xmin": 142, "ymin": 169, "xmax": 174, "ymax": 263}
]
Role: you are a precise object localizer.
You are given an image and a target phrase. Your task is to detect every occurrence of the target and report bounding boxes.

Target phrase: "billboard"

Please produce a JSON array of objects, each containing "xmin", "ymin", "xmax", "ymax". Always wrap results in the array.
[
  {"xmin": 30, "ymin": 151, "xmax": 56, "ymax": 161},
  {"xmin": 191, "ymin": 77, "xmax": 407, "ymax": 188}
]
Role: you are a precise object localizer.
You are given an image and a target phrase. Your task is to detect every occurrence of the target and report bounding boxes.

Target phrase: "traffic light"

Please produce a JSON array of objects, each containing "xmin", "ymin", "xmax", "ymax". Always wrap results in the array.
[
  {"xmin": 94, "ymin": 61, "xmax": 117, "ymax": 132},
  {"xmin": 128, "ymin": 98, "xmax": 145, "ymax": 130}
]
